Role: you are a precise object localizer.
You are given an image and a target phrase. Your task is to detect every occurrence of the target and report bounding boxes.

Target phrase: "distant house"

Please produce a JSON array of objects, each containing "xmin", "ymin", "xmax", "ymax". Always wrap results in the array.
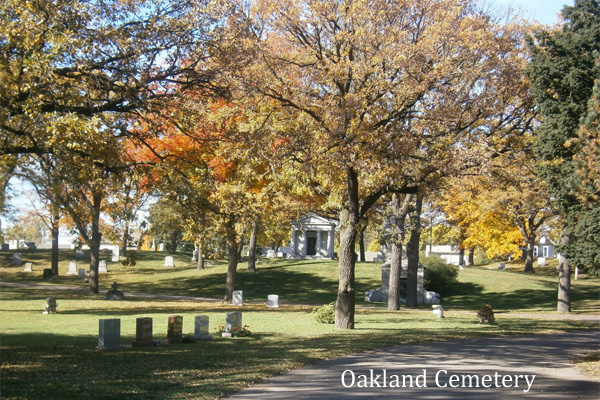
[
  {"xmin": 290, "ymin": 213, "xmax": 338, "ymax": 259},
  {"xmin": 425, "ymin": 245, "xmax": 463, "ymax": 265},
  {"xmin": 532, "ymin": 237, "xmax": 555, "ymax": 258}
]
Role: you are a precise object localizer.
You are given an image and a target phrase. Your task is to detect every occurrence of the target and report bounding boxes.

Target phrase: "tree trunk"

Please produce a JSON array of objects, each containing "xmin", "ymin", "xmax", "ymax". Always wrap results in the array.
[
  {"xmin": 247, "ymin": 218, "xmax": 259, "ymax": 272},
  {"xmin": 468, "ymin": 247, "xmax": 475, "ymax": 266},
  {"xmin": 557, "ymin": 228, "xmax": 571, "ymax": 313},
  {"xmin": 51, "ymin": 218, "xmax": 60, "ymax": 277},
  {"xmin": 458, "ymin": 248, "xmax": 465, "ymax": 267},
  {"xmin": 121, "ymin": 221, "xmax": 129, "ymax": 254},
  {"xmin": 358, "ymin": 226, "xmax": 366, "ymax": 262},
  {"xmin": 388, "ymin": 193, "xmax": 412, "ymax": 310},
  {"xmin": 405, "ymin": 193, "xmax": 423, "ymax": 308},
  {"xmin": 524, "ymin": 232, "xmax": 536, "ymax": 273},
  {"xmin": 197, "ymin": 233, "xmax": 205, "ymax": 270},
  {"xmin": 170, "ymin": 231, "xmax": 178, "ymax": 253},
  {"xmin": 224, "ymin": 218, "xmax": 239, "ymax": 302},
  {"xmin": 335, "ymin": 167, "xmax": 360, "ymax": 330},
  {"xmin": 88, "ymin": 192, "xmax": 103, "ymax": 294}
]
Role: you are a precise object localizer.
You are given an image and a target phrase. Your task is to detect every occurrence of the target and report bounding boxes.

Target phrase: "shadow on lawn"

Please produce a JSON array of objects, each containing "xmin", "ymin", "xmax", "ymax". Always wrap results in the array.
[{"xmin": 2, "ymin": 321, "xmax": 597, "ymax": 400}]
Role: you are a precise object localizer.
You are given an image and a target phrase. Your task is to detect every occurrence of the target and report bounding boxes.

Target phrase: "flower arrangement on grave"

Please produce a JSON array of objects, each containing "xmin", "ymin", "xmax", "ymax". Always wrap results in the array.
[
  {"xmin": 213, "ymin": 324, "xmax": 251, "ymax": 337},
  {"xmin": 233, "ymin": 325, "xmax": 252, "ymax": 337}
]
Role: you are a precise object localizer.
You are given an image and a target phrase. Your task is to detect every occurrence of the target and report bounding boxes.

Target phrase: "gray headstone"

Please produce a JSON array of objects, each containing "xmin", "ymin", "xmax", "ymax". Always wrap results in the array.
[
  {"xmin": 11, "ymin": 252, "xmax": 22, "ymax": 265},
  {"xmin": 164, "ymin": 315, "xmax": 183, "ymax": 344},
  {"xmin": 194, "ymin": 315, "xmax": 212, "ymax": 341},
  {"xmin": 1, "ymin": 243, "xmax": 9, "ymax": 251},
  {"xmin": 23, "ymin": 263, "xmax": 33, "ymax": 272},
  {"xmin": 164, "ymin": 256, "xmax": 174, "ymax": 267},
  {"xmin": 97, "ymin": 319, "xmax": 122, "ymax": 350},
  {"xmin": 43, "ymin": 297, "xmax": 57, "ymax": 314},
  {"xmin": 99, "ymin": 260, "xmax": 108, "ymax": 273},
  {"xmin": 232, "ymin": 290, "xmax": 244, "ymax": 306},
  {"xmin": 380, "ymin": 263, "xmax": 390, "ymax": 302},
  {"xmin": 43, "ymin": 268, "xmax": 53, "ymax": 281},
  {"xmin": 132, "ymin": 317, "xmax": 154, "ymax": 347},
  {"xmin": 67, "ymin": 261, "xmax": 78, "ymax": 275},
  {"xmin": 78, "ymin": 268, "xmax": 86, "ymax": 280},
  {"xmin": 267, "ymin": 294, "xmax": 279, "ymax": 308},
  {"xmin": 75, "ymin": 249, "xmax": 85, "ymax": 259},
  {"xmin": 498, "ymin": 263, "xmax": 506, "ymax": 270},
  {"xmin": 224, "ymin": 311, "xmax": 242, "ymax": 337}
]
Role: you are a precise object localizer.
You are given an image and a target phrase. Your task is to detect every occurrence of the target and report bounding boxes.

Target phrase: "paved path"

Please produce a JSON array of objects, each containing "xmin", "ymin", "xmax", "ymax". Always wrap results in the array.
[{"xmin": 228, "ymin": 330, "xmax": 600, "ymax": 399}]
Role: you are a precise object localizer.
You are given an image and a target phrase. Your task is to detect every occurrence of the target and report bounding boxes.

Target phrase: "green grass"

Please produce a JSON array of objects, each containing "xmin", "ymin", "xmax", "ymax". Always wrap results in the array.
[{"xmin": 0, "ymin": 249, "xmax": 598, "ymax": 399}]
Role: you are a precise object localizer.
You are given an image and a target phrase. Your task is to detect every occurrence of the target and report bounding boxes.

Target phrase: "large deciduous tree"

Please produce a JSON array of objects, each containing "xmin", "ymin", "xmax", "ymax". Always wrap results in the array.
[
  {"xmin": 527, "ymin": 0, "xmax": 600, "ymax": 312},
  {"xmin": 240, "ymin": 0, "xmax": 531, "ymax": 327}
]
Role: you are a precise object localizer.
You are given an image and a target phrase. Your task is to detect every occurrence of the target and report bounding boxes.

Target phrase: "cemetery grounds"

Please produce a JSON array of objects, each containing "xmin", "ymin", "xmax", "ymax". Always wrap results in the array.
[{"xmin": 0, "ymin": 250, "xmax": 598, "ymax": 399}]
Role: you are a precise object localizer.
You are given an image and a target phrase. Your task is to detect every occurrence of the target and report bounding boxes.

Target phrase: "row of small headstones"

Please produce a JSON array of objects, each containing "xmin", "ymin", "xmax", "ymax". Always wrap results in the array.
[
  {"xmin": 96, "ymin": 313, "xmax": 241, "ymax": 351},
  {"xmin": 24, "ymin": 261, "xmax": 107, "ymax": 281}
]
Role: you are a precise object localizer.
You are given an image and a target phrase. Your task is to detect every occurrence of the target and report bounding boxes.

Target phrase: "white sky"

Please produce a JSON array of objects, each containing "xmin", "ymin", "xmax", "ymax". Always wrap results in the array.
[{"xmin": 490, "ymin": 0, "xmax": 572, "ymax": 25}]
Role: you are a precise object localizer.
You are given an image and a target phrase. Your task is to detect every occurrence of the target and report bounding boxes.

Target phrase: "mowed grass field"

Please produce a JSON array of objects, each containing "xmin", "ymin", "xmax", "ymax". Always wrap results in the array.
[{"xmin": 1, "ymin": 249, "xmax": 598, "ymax": 399}]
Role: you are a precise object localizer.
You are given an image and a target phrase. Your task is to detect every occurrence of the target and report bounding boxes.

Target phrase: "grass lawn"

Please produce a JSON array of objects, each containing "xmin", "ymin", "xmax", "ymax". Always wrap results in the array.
[{"xmin": 1, "ymin": 249, "xmax": 598, "ymax": 399}]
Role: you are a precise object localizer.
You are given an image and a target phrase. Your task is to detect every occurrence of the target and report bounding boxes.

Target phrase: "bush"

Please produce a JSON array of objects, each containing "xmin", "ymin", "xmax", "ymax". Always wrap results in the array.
[
  {"xmin": 121, "ymin": 250, "xmax": 137, "ymax": 267},
  {"xmin": 312, "ymin": 302, "xmax": 335, "ymax": 324},
  {"xmin": 422, "ymin": 255, "xmax": 459, "ymax": 295}
]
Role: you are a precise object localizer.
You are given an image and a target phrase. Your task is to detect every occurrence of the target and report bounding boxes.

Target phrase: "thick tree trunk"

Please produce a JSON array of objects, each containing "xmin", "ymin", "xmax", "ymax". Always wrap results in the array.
[
  {"xmin": 170, "ymin": 231, "xmax": 178, "ymax": 253},
  {"xmin": 51, "ymin": 223, "xmax": 59, "ymax": 277},
  {"xmin": 458, "ymin": 248, "xmax": 465, "ymax": 267},
  {"xmin": 524, "ymin": 232, "xmax": 536, "ymax": 273},
  {"xmin": 247, "ymin": 218, "xmax": 259, "ymax": 272},
  {"xmin": 335, "ymin": 167, "xmax": 360, "ymax": 330},
  {"xmin": 388, "ymin": 193, "xmax": 411, "ymax": 310},
  {"xmin": 88, "ymin": 193, "xmax": 103, "ymax": 294},
  {"xmin": 557, "ymin": 228, "xmax": 571, "ymax": 313},
  {"xmin": 358, "ymin": 226, "xmax": 366, "ymax": 262},
  {"xmin": 224, "ymin": 218, "xmax": 239, "ymax": 302},
  {"xmin": 405, "ymin": 193, "xmax": 423, "ymax": 308},
  {"xmin": 121, "ymin": 222, "xmax": 129, "ymax": 254},
  {"xmin": 197, "ymin": 233, "xmax": 204, "ymax": 270}
]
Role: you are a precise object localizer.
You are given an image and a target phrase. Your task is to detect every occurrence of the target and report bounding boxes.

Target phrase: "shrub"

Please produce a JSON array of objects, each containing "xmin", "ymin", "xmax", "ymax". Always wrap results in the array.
[
  {"xmin": 422, "ymin": 255, "xmax": 459, "ymax": 295},
  {"xmin": 312, "ymin": 302, "xmax": 336, "ymax": 324},
  {"xmin": 121, "ymin": 250, "xmax": 137, "ymax": 267}
]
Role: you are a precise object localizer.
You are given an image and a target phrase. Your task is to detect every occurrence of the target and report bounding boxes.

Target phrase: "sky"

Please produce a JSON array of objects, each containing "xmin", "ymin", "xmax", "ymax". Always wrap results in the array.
[{"xmin": 490, "ymin": 0, "xmax": 572, "ymax": 25}]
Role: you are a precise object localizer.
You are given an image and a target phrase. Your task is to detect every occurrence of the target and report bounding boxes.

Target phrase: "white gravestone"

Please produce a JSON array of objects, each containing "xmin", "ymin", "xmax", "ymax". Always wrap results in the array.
[
  {"xmin": 11, "ymin": 252, "xmax": 22, "ymax": 265},
  {"xmin": 194, "ymin": 315, "xmax": 212, "ymax": 341},
  {"xmin": 99, "ymin": 260, "xmax": 108, "ymax": 273},
  {"xmin": 164, "ymin": 256, "xmax": 174, "ymax": 267},
  {"xmin": 232, "ymin": 290, "xmax": 244, "ymax": 306},
  {"xmin": 223, "ymin": 311, "xmax": 242, "ymax": 337},
  {"xmin": 23, "ymin": 263, "xmax": 33, "ymax": 272},
  {"xmin": 159, "ymin": 243, "xmax": 165, "ymax": 252},
  {"xmin": 97, "ymin": 319, "xmax": 122, "ymax": 351},
  {"xmin": 266, "ymin": 249, "xmax": 276, "ymax": 258},
  {"xmin": 112, "ymin": 247, "xmax": 120, "ymax": 262},
  {"xmin": 538, "ymin": 257, "xmax": 546, "ymax": 266},
  {"xmin": 432, "ymin": 304, "xmax": 445, "ymax": 318},
  {"xmin": 267, "ymin": 294, "xmax": 279, "ymax": 308},
  {"xmin": 67, "ymin": 261, "xmax": 78, "ymax": 275}
]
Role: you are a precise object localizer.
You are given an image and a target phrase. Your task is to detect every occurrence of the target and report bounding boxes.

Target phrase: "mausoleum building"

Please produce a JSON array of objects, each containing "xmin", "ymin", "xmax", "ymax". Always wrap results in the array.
[{"xmin": 290, "ymin": 213, "xmax": 338, "ymax": 259}]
